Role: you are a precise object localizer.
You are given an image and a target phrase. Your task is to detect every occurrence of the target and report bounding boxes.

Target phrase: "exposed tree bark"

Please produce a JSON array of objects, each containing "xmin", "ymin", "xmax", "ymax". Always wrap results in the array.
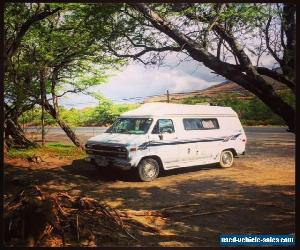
[
  {"xmin": 5, "ymin": 118, "xmax": 39, "ymax": 148},
  {"xmin": 42, "ymin": 100, "xmax": 84, "ymax": 149},
  {"xmin": 255, "ymin": 67, "xmax": 295, "ymax": 93},
  {"xmin": 130, "ymin": 3, "xmax": 295, "ymax": 132},
  {"xmin": 4, "ymin": 104, "xmax": 39, "ymax": 148},
  {"xmin": 281, "ymin": 3, "xmax": 296, "ymax": 82},
  {"xmin": 38, "ymin": 66, "xmax": 84, "ymax": 149}
]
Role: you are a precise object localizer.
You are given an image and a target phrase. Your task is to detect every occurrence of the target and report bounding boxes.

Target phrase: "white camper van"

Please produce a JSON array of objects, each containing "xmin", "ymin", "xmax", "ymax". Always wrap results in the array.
[{"xmin": 85, "ymin": 103, "xmax": 246, "ymax": 181}]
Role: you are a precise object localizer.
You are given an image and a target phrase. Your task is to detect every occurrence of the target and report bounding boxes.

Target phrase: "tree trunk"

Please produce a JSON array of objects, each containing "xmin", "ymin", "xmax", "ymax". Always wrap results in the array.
[
  {"xmin": 40, "ymin": 68, "xmax": 46, "ymax": 146},
  {"xmin": 43, "ymin": 101, "xmax": 84, "ymax": 149},
  {"xmin": 282, "ymin": 4, "xmax": 296, "ymax": 83},
  {"xmin": 4, "ymin": 103, "xmax": 39, "ymax": 148},
  {"xmin": 222, "ymin": 73, "xmax": 295, "ymax": 132},
  {"xmin": 5, "ymin": 118, "xmax": 39, "ymax": 148},
  {"xmin": 55, "ymin": 119, "xmax": 84, "ymax": 149},
  {"xmin": 183, "ymin": 43, "xmax": 295, "ymax": 132},
  {"xmin": 4, "ymin": 142, "xmax": 9, "ymax": 154}
]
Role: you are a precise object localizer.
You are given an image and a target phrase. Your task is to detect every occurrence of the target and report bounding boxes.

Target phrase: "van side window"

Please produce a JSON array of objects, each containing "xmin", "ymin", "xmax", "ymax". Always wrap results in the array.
[
  {"xmin": 152, "ymin": 119, "xmax": 175, "ymax": 134},
  {"xmin": 183, "ymin": 118, "xmax": 219, "ymax": 130}
]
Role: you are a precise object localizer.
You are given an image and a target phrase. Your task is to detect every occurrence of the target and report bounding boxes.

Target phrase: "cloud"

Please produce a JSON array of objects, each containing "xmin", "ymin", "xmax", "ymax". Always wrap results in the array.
[
  {"xmin": 59, "ymin": 50, "xmax": 276, "ymax": 109},
  {"xmin": 89, "ymin": 53, "xmax": 226, "ymax": 102}
]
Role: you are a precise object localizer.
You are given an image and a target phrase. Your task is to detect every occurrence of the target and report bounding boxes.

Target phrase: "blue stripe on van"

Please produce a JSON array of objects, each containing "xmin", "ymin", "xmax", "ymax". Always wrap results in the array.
[
  {"xmin": 138, "ymin": 133, "xmax": 242, "ymax": 148},
  {"xmin": 147, "ymin": 138, "xmax": 224, "ymax": 147}
]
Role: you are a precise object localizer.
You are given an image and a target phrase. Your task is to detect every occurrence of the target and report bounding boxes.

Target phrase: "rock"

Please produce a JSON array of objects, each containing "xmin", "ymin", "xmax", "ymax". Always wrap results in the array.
[{"xmin": 35, "ymin": 156, "xmax": 42, "ymax": 163}]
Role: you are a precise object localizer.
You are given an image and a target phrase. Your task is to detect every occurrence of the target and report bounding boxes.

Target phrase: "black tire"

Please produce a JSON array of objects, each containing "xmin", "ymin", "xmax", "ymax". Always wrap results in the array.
[
  {"xmin": 219, "ymin": 150, "xmax": 234, "ymax": 168},
  {"xmin": 137, "ymin": 158, "xmax": 160, "ymax": 182}
]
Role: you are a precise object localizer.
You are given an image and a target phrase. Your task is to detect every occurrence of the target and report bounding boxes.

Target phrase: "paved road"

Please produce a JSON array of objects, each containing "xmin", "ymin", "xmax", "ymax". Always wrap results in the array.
[
  {"xmin": 25, "ymin": 126, "xmax": 295, "ymax": 143},
  {"xmin": 243, "ymin": 126, "xmax": 294, "ymax": 142},
  {"xmin": 25, "ymin": 126, "xmax": 107, "ymax": 135},
  {"xmin": 25, "ymin": 126, "xmax": 290, "ymax": 134}
]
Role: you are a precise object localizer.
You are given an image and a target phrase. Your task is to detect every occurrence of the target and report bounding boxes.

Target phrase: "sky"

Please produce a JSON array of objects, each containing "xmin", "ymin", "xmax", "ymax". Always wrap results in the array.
[
  {"xmin": 60, "ymin": 52, "xmax": 226, "ymax": 109},
  {"xmin": 60, "ymin": 50, "xmax": 276, "ymax": 109}
]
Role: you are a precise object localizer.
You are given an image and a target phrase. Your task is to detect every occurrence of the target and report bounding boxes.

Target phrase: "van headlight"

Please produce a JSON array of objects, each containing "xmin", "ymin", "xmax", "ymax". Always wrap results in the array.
[{"xmin": 85, "ymin": 144, "xmax": 92, "ymax": 148}]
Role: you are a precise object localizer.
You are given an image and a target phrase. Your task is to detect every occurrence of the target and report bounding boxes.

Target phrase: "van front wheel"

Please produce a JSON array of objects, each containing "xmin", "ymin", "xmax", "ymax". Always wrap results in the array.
[
  {"xmin": 219, "ymin": 150, "xmax": 234, "ymax": 168},
  {"xmin": 137, "ymin": 158, "xmax": 160, "ymax": 182}
]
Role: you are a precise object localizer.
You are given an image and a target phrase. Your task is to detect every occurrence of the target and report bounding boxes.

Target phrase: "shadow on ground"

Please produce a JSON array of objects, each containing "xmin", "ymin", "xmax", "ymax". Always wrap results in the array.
[{"xmin": 4, "ymin": 159, "xmax": 295, "ymax": 246}]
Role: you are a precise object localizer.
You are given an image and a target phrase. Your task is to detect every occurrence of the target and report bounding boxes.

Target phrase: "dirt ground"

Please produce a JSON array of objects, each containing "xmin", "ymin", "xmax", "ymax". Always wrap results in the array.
[{"xmin": 4, "ymin": 131, "xmax": 295, "ymax": 247}]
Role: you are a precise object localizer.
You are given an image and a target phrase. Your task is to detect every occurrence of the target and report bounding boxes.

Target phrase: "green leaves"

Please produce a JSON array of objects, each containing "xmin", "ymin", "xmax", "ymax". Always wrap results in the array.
[
  {"xmin": 91, "ymin": 95, "xmax": 139, "ymax": 126},
  {"xmin": 5, "ymin": 2, "xmax": 127, "ymax": 121},
  {"xmin": 218, "ymin": 3, "xmax": 271, "ymax": 29}
]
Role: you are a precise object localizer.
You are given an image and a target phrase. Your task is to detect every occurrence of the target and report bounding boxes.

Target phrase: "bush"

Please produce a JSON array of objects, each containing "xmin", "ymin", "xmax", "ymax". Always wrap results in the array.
[
  {"xmin": 91, "ymin": 98, "xmax": 139, "ymax": 126},
  {"xmin": 177, "ymin": 90, "xmax": 294, "ymax": 126},
  {"xmin": 19, "ymin": 89, "xmax": 294, "ymax": 127}
]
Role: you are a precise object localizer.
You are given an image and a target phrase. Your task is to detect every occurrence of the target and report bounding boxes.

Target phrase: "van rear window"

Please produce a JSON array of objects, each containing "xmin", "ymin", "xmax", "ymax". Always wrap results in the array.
[{"xmin": 183, "ymin": 118, "xmax": 219, "ymax": 130}]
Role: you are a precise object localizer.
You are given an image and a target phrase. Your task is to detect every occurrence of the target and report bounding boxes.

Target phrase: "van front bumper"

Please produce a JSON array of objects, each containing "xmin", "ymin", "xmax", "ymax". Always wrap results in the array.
[{"xmin": 85, "ymin": 155, "xmax": 132, "ymax": 170}]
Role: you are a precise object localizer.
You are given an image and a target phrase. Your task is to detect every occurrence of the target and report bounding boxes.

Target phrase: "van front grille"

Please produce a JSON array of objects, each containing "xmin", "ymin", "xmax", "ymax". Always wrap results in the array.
[{"xmin": 85, "ymin": 144, "xmax": 128, "ymax": 158}]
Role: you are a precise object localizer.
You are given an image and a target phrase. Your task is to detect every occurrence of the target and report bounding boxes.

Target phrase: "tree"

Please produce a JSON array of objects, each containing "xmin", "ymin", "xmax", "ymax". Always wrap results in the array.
[
  {"xmin": 103, "ymin": 3, "xmax": 295, "ymax": 132},
  {"xmin": 92, "ymin": 94, "xmax": 139, "ymax": 126},
  {"xmin": 33, "ymin": 4, "xmax": 124, "ymax": 148},
  {"xmin": 4, "ymin": 3, "xmax": 61, "ymax": 147},
  {"xmin": 4, "ymin": 3, "xmax": 124, "ymax": 148}
]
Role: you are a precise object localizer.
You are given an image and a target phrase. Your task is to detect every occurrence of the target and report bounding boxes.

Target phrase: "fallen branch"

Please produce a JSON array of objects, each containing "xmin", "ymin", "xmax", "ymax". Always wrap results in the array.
[
  {"xmin": 4, "ymin": 186, "xmax": 137, "ymax": 246},
  {"xmin": 76, "ymin": 214, "xmax": 79, "ymax": 241},
  {"xmin": 5, "ymin": 187, "xmax": 217, "ymax": 247},
  {"xmin": 160, "ymin": 203, "xmax": 201, "ymax": 211},
  {"xmin": 180, "ymin": 209, "xmax": 231, "ymax": 219},
  {"xmin": 121, "ymin": 217, "xmax": 162, "ymax": 234}
]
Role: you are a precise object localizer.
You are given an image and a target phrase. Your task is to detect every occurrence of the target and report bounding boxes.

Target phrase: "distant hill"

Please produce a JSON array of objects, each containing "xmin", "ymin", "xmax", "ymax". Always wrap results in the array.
[{"xmin": 144, "ymin": 76, "xmax": 287, "ymax": 103}]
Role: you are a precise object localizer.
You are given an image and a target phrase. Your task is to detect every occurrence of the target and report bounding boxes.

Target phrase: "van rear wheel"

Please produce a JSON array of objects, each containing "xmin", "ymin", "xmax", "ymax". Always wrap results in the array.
[
  {"xmin": 219, "ymin": 150, "xmax": 234, "ymax": 168},
  {"xmin": 137, "ymin": 158, "xmax": 160, "ymax": 182}
]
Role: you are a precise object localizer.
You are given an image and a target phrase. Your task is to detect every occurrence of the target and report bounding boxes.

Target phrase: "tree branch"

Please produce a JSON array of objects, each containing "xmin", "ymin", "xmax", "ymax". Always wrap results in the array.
[
  {"xmin": 107, "ymin": 42, "xmax": 182, "ymax": 60},
  {"xmin": 255, "ymin": 67, "xmax": 295, "ymax": 92},
  {"xmin": 182, "ymin": 4, "xmax": 294, "ymax": 92},
  {"xmin": 5, "ymin": 6, "xmax": 61, "ymax": 69},
  {"xmin": 55, "ymin": 89, "xmax": 84, "ymax": 98},
  {"xmin": 264, "ymin": 16, "xmax": 282, "ymax": 65},
  {"xmin": 224, "ymin": 63, "xmax": 295, "ymax": 92},
  {"xmin": 207, "ymin": 3, "xmax": 225, "ymax": 32},
  {"xmin": 129, "ymin": 3, "xmax": 295, "ymax": 132}
]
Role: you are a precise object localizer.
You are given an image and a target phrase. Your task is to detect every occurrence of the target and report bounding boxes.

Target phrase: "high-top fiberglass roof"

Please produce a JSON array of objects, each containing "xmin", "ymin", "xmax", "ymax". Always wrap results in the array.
[{"xmin": 121, "ymin": 102, "xmax": 236, "ymax": 117}]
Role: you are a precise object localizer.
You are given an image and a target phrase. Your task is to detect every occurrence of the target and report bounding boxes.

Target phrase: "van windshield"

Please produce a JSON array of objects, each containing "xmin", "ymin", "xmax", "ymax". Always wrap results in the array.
[{"xmin": 106, "ymin": 118, "xmax": 153, "ymax": 134}]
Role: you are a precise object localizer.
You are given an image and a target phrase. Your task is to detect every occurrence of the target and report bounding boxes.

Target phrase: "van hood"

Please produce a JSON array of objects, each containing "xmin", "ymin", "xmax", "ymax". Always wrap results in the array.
[{"xmin": 86, "ymin": 132, "xmax": 147, "ymax": 147}]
